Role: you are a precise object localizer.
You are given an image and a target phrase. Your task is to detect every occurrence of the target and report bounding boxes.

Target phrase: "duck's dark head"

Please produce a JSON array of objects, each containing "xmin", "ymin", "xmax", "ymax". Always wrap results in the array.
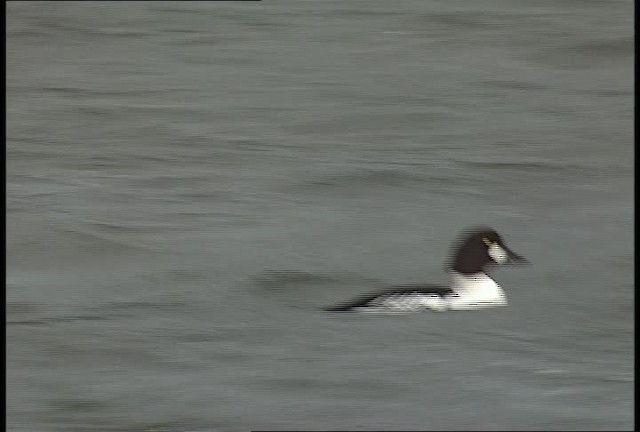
[{"xmin": 446, "ymin": 227, "xmax": 528, "ymax": 275}]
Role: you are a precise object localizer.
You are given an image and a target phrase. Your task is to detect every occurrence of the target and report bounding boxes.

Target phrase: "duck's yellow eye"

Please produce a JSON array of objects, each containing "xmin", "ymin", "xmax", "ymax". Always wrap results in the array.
[{"xmin": 482, "ymin": 237, "xmax": 493, "ymax": 247}]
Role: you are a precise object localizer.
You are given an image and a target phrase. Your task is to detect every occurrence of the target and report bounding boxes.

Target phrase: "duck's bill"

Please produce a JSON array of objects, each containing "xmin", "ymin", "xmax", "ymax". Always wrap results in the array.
[{"xmin": 505, "ymin": 247, "xmax": 529, "ymax": 264}]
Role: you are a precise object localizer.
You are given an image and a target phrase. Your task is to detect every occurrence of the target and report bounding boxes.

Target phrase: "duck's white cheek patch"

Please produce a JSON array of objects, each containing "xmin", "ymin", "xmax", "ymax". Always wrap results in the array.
[{"xmin": 488, "ymin": 244, "xmax": 508, "ymax": 264}]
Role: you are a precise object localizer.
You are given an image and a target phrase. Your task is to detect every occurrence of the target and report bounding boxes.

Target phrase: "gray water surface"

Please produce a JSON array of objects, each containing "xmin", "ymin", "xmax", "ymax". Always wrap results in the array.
[{"xmin": 7, "ymin": 1, "xmax": 633, "ymax": 431}]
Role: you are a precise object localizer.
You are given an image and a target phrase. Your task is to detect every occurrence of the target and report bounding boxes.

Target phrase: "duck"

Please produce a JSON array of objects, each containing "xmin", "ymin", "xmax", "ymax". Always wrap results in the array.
[{"xmin": 324, "ymin": 227, "xmax": 528, "ymax": 312}]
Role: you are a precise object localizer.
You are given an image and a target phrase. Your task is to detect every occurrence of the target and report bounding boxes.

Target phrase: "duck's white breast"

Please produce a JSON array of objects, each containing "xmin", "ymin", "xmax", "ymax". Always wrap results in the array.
[{"xmin": 447, "ymin": 272, "xmax": 507, "ymax": 310}]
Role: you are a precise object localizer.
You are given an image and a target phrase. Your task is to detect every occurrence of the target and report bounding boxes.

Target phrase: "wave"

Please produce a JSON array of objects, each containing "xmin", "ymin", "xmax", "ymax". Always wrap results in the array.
[
  {"xmin": 248, "ymin": 269, "xmax": 382, "ymax": 311},
  {"xmin": 7, "ymin": 216, "xmax": 159, "ymax": 264}
]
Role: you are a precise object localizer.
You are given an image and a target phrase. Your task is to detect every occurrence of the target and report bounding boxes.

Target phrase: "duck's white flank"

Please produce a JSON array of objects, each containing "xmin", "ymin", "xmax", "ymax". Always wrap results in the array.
[{"xmin": 447, "ymin": 272, "xmax": 507, "ymax": 310}]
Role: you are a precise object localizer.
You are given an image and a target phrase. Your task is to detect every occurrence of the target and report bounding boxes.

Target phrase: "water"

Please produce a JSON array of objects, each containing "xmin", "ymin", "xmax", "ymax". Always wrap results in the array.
[{"xmin": 6, "ymin": 1, "xmax": 633, "ymax": 431}]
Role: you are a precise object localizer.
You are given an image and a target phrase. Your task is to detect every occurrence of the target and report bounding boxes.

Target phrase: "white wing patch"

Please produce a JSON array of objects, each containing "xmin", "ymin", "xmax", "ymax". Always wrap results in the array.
[
  {"xmin": 361, "ymin": 292, "xmax": 448, "ymax": 312},
  {"xmin": 353, "ymin": 288, "xmax": 507, "ymax": 313}
]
